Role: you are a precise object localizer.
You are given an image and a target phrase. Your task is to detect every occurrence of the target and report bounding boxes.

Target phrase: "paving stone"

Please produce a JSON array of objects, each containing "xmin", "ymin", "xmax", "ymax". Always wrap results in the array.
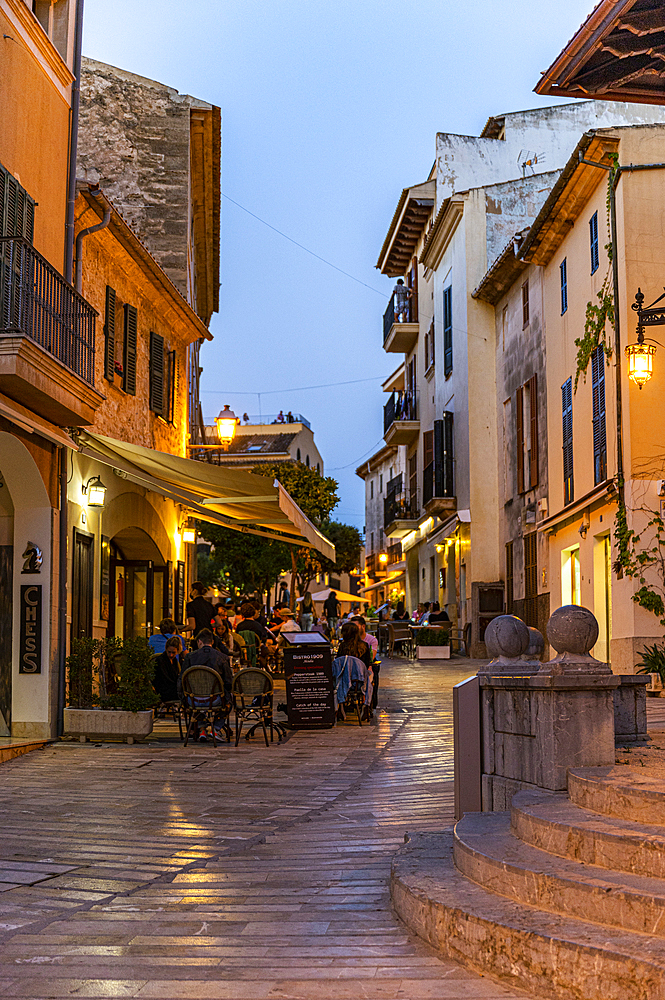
[{"xmin": 0, "ymin": 659, "xmax": 534, "ymax": 1000}]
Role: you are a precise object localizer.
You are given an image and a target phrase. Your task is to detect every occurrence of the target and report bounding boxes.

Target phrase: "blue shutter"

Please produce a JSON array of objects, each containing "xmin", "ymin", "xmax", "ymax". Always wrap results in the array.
[
  {"xmin": 562, "ymin": 377, "xmax": 574, "ymax": 505},
  {"xmin": 591, "ymin": 346, "xmax": 607, "ymax": 484},
  {"xmin": 590, "ymin": 212, "xmax": 599, "ymax": 274},
  {"xmin": 560, "ymin": 258, "xmax": 568, "ymax": 314}
]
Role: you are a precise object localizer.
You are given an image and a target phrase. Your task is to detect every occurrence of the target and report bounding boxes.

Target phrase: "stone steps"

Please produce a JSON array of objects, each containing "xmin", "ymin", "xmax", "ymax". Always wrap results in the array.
[
  {"xmin": 454, "ymin": 809, "xmax": 665, "ymax": 936},
  {"xmin": 569, "ymin": 766, "xmax": 665, "ymax": 824},
  {"xmin": 392, "ymin": 830, "xmax": 665, "ymax": 1000},
  {"xmin": 512, "ymin": 787, "xmax": 665, "ymax": 878}
]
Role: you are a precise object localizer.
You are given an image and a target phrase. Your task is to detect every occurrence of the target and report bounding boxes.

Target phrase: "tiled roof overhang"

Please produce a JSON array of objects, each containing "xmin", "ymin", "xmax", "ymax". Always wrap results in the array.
[
  {"xmin": 472, "ymin": 232, "xmax": 530, "ymax": 305},
  {"xmin": 518, "ymin": 131, "xmax": 619, "ymax": 267},
  {"xmin": 376, "ymin": 180, "xmax": 435, "ymax": 277},
  {"xmin": 535, "ymin": 0, "xmax": 665, "ymax": 106}
]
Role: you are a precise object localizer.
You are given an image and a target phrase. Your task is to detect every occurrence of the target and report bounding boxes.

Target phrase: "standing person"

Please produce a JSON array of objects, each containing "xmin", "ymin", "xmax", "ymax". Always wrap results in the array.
[
  {"xmin": 323, "ymin": 590, "xmax": 341, "ymax": 635},
  {"xmin": 276, "ymin": 410, "xmax": 285, "ymax": 423},
  {"xmin": 393, "ymin": 278, "xmax": 411, "ymax": 322},
  {"xmin": 300, "ymin": 591, "xmax": 315, "ymax": 632},
  {"xmin": 185, "ymin": 583, "xmax": 216, "ymax": 640}
]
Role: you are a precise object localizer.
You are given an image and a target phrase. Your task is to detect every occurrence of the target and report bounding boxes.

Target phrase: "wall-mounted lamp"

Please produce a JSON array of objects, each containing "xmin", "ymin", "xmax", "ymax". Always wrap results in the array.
[
  {"xmin": 215, "ymin": 405, "xmax": 238, "ymax": 449},
  {"xmin": 579, "ymin": 511, "xmax": 590, "ymax": 539},
  {"xmin": 82, "ymin": 475, "xmax": 107, "ymax": 507},
  {"xmin": 181, "ymin": 523, "xmax": 196, "ymax": 544},
  {"xmin": 378, "ymin": 552, "xmax": 388, "ymax": 565},
  {"xmin": 627, "ymin": 288, "xmax": 664, "ymax": 388}
]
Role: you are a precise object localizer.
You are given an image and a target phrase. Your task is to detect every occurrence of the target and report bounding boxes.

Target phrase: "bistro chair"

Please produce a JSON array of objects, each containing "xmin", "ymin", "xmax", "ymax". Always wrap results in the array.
[
  {"xmin": 232, "ymin": 667, "xmax": 280, "ymax": 746},
  {"xmin": 386, "ymin": 622, "xmax": 413, "ymax": 658},
  {"xmin": 237, "ymin": 629, "xmax": 260, "ymax": 668},
  {"xmin": 332, "ymin": 655, "xmax": 373, "ymax": 726},
  {"xmin": 180, "ymin": 665, "xmax": 231, "ymax": 747}
]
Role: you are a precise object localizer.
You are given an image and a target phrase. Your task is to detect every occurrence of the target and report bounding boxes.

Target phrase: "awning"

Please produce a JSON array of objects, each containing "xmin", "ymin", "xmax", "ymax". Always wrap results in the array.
[
  {"xmin": 0, "ymin": 393, "xmax": 75, "ymax": 449},
  {"xmin": 360, "ymin": 571, "xmax": 405, "ymax": 595},
  {"xmin": 309, "ymin": 587, "xmax": 360, "ymax": 604},
  {"xmin": 76, "ymin": 431, "xmax": 335, "ymax": 560}
]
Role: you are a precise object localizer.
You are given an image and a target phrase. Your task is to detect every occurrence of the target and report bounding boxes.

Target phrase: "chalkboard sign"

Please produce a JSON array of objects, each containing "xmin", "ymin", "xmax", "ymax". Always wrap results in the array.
[{"xmin": 283, "ymin": 635, "xmax": 335, "ymax": 729}]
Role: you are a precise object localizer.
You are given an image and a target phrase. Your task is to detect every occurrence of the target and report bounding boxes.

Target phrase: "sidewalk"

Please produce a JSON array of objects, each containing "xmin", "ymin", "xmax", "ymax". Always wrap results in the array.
[{"xmin": 0, "ymin": 657, "xmax": 533, "ymax": 999}]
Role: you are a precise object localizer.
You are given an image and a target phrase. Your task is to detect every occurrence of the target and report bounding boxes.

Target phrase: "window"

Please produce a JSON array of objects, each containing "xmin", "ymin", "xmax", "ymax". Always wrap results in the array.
[
  {"xmin": 562, "ymin": 547, "xmax": 581, "ymax": 606},
  {"xmin": 524, "ymin": 532, "xmax": 538, "ymax": 628},
  {"xmin": 317, "ymin": 462, "xmax": 320, "ymax": 473},
  {"xmin": 306, "ymin": 455, "xmax": 310, "ymax": 467},
  {"xmin": 149, "ymin": 331, "xmax": 165, "ymax": 416},
  {"xmin": 560, "ymin": 258, "xmax": 568, "ymax": 314},
  {"xmin": 32, "ymin": 0, "xmax": 71, "ymax": 61},
  {"xmin": 165, "ymin": 349, "xmax": 177, "ymax": 424},
  {"xmin": 592, "ymin": 345, "xmax": 607, "ymax": 484},
  {"xmin": 590, "ymin": 211, "xmax": 599, "ymax": 274},
  {"xmin": 296, "ymin": 448, "xmax": 301, "ymax": 461},
  {"xmin": 409, "ymin": 451, "xmax": 418, "ymax": 514},
  {"xmin": 562, "ymin": 377, "xmax": 574, "ymax": 505},
  {"xmin": 123, "ymin": 304, "xmax": 137, "ymax": 395},
  {"xmin": 370, "ymin": 480, "xmax": 374, "ymax": 500},
  {"xmin": 501, "ymin": 306, "xmax": 507, "ymax": 352},
  {"xmin": 439, "ymin": 412, "xmax": 454, "ymax": 497},
  {"xmin": 425, "ymin": 320, "xmax": 435, "ymax": 370},
  {"xmin": 516, "ymin": 375, "xmax": 538, "ymax": 493},
  {"xmin": 370, "ymin": 532, "xmax": 374, "ymax": 553},
  {"xmin": 422, "ymin": 429, "xmax": 434, "ymax": 504},
  {"xmin": 103, "ymin": 286, "xmax": 116, "ymax": 382},
  {"xmin": 0, "ymin": 164, "xmax": 35, "ymax": 241},
  {"xmin": 443, "ymin": 285, "xmax": 453, "ymax": 376},
  {"xmin": 503, "ymin": 398, "xmax": 512, "ymax": 500},
  {"xmin": 379, "ymin": 474, "xmax": 383, "ymax": 494},
  {"xmin": 522, "ymin": 280, "xmax": 530, "ymax": 328},
  {"xmin": 505, "ymin": 541, "xmax": 514, "ymax": 614}
]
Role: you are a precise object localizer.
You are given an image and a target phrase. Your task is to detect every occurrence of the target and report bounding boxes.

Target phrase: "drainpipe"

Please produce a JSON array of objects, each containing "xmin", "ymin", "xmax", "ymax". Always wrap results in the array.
[
  {"xmin": 64, "ymin": 0, "xmax": 85, "ymax": 285},
  {"xmin": 57, "ymin": 446, "xmax": 68, "ymax": 737},
  {"xmin": 75, "ymin": 187, "xmax": 110, "ymax": 293},
  {"xmin": 579, "ymin": 155, "xmax": 665, "ymax": 509}
]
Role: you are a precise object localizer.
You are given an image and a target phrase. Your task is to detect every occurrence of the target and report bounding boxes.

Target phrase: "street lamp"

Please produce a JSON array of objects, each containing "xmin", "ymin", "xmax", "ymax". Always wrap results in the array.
[
  {"xmin": 215, "ymin": 405, "xmax": 237, "ymax": 449},
  {"xmin": 378, "ymin": 552, "xmax": 388, "ymax": 565},
  {"xmin": 627, "ymin": 288, "xmax": 664, "ymax": 388}
]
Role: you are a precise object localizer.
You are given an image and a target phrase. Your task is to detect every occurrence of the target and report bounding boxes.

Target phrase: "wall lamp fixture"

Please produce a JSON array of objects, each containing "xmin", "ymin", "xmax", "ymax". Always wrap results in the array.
[
  {"xmin": 627, "ymin": 288, "xmax": 665, "ymax": 388},
  {"xmin": 82, "ymin": 475, "xmax": 107, "ymax": 507}
]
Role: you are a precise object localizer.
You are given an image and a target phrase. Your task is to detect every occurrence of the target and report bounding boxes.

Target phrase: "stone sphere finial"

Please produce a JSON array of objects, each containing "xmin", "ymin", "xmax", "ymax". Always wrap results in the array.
[
  {"xmin": 524, "ymin": 626, "xmax": 545, "ymax": 660},
  {"xmin": 546, "ymin": 605, "xmax": 599, "ymax": 656},
  {"xmin": 484, "ymin": 615, "xmax": 530, "ymax": 659}
]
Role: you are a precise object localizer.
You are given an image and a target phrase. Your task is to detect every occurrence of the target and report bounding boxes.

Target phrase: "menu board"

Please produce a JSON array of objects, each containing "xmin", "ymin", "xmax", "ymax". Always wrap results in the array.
[{"xmin": 283, "ymin": 643, "xmax": 335, "ymax": 729}]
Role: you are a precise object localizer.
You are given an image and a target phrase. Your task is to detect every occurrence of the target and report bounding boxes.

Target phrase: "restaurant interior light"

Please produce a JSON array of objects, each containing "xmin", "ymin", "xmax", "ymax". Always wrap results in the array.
[
  {"xmin": 82, "ymin": 475, "xmax": 107, "ymax": 507},
  {"xmin": 215, "ymin": 405, "xmax": 238, "ymax": 448}
]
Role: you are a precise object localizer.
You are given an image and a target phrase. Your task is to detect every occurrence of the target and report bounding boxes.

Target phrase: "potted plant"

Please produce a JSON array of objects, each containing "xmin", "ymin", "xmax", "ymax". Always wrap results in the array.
[
  {"xmin": 636, "ymin": 642, "xmax": 665, "ymax": 696},
  {"xmin": 416, "ymin": 627, "xmax": 451, "ymax": 660},
  {"xmin": 63, "ymin": 636, "xmax": 158, "ymax": 743}
]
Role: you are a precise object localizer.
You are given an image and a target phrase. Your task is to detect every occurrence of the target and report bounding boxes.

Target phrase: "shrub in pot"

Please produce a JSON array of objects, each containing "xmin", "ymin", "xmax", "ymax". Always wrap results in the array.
[
  {"xmin": 636, "ymin": 642, "xmax": 665, "ymax": 695},
  {"xmin": 64, "ymin": 636, "xmax": 158, "ymax": 742},
  {"xmin": 416, "ymin": 627, "xmax": 451, "ymax": 660}
]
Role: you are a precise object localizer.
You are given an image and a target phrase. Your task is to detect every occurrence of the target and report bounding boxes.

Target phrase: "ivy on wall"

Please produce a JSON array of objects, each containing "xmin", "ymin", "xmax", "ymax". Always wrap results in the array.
[{"xmin": 613, "ymin": 479, "xmax": 665, "ymax": 627}]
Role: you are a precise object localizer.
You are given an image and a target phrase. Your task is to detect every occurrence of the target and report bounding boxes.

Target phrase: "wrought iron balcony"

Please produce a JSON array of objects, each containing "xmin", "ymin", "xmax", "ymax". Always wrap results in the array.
[
  {"xmin": 382, "ymin": 290, "xmax": 418, "ymax": 354},
  {"xmin": 423, "ymin": 459, "xmax": 456, "ymax": 517},
  {"xmin": 384, "ymin": 489, "xmax": 419, "ymax": 533},
  {"xmin": 387, "ymin": 541, "xmax": 403, "ymax": 565},
  {"xmin": 1, "ymin": 237, "xmax": 96, "ymax": 385},
  {"xmin": 383, "ymin": 390, "xmax": 419, "ymax": 445},
  {"xmin": 0, "ymin": 238, "xmax": 102, "ymax": 425}
]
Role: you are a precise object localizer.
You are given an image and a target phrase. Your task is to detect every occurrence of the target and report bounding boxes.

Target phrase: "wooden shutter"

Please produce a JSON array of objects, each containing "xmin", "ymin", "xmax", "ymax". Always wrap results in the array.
[
  {"xmin": 505, "ymin": 541, "xmax": 514, "ymax": 614},
  {"xmin": 104, "ymin": 286, "xmax": 116, "ymax": 381},
  {"xmin": 562, "ymin": 377, "xmax": 574, "ymax": 505},
  {"xmin": 407, "ymin": 256, "xmax": 418, "ymax": 323},
  {"xmin": 591, "ymin": 346, "xmax": 606, "ymax": 484},
  {"xmin": 149, "ymin": 331, "xmax": 165, "ymax": 415},
  {"xmin": 434, "ymin": 419, "xmax": 444, "ymax": 498},
  {"xmin": 442, "ymin": 411, "xmax": 454, "ymax": 497},
  {"xmin": 167, "ymin": 349, "xmax": 177, "ymax": 424},
  {"xmin": 529, "ymin": 374, "xmax": 538, "ymax": 489},
  {"xmin": 1, "ymin": 169, "xmax": 35, "ymax": 242},
  {"xmin": 443, "ymin": 285, "xmax": 453, "ymax": 376},
  {"xmin": 423, "ymin": 430, "xmax": 434, "ymax": 469},
  {"xmin": 522, "ymin": 280, "xmax": 530, "ymax": 327},
  {"xmin": 516, "ymin": 385, "xmax": 524, "ymax": 493},
  {"xmin": 423, "ymin": 429, "xmax": 434, "ymax": 504},
  {"xmin": 123, "ymin": 304, "xmax": 137, "ymax": 396}
]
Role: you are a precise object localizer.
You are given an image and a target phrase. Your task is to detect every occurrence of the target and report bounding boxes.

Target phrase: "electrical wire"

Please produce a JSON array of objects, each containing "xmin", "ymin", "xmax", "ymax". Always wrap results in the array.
[
  {"xmin": 223, "ymin": 193, "xmax": 387, "ymax": 297},
  {"xmin": 200, "ymin": 375, "xmax": 390, "ymax": 395}
]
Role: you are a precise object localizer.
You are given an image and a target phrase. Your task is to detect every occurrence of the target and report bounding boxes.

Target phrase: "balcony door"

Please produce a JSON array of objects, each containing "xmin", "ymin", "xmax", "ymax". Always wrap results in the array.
[{"xmin": 71, "ymin": 529, "xmax": 94, "ymax": 642}]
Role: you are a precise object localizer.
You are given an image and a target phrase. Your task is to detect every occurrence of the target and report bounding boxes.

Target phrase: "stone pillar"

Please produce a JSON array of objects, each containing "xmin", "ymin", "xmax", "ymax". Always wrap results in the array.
[{"xmin": 480, "ymin": 607, "xmax": 620, "ymax": 811}]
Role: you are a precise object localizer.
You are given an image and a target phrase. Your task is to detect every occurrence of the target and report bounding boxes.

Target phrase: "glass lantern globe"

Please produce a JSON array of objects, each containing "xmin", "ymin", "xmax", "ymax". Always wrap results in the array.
[
  {"xmin": 215, "ymin": 405, "xmax": 238, "ymax": 447},
  {"xmin": 625, "ymin": 342, "xmax": 656, "ymax": 388}
]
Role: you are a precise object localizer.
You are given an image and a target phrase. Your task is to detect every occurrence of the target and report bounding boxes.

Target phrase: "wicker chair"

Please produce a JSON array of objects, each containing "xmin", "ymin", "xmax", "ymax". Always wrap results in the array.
[
  {"xmin": 386, "ymin": 622, "xmax": 413, "ymax": 658},
  {"xmin": 232, "ymin": 667, "xmax": 279, "ymax": 747},
  {"xmin": 180, "ymin": 665, "xmax": 231, "ymax": 746}
]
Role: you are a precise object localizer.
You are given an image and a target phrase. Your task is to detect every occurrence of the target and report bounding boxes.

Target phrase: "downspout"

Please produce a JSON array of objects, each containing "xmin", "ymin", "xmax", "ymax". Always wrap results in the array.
[
  {"xmin": 75, "ymin": 187, "xmax": 110, "ymax": 293},
  {"xmin": 64, "ymin": 0, "xmax": 85, "ymax": 284},
  {"xmin": 57, "ymin": 446, "xmax": 68, "ymax": 737}
]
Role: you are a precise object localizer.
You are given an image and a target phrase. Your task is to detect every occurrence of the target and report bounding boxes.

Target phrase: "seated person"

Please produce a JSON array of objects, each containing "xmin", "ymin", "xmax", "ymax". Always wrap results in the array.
[
  {"xmin": 428, "ymin": 601, "xmax": 450, "ymax": 624},
  {"xmin": 181, "ymin": 629, "xmax": 233, "ymax": 742},
  {"xmin": 275, "ymin": 607, "xmax": 301, "ymax": 637},
  {"xmin": 392, "ymin": 601, "xmax": 411, "ymax": 622},
  {"xmin": 336, "ymin": 621, "xmax": 373, "ymax": 720},
  {"xmin": 420, "ymin": 601, "xmax": 432, "ymax": 625},
  {"xmin": 213, "ymin": 604, "xmax": 229, "ymax": 628},
  {"xmin": 352, "ymin": 615, "xmax": 380, "ymax": 709},
  {"xmin": 149, "ymin": 618, "xmax": 179, "ymax": 656},
  {"xmin": 213, "ymin": 617, "xmax": 237, "ymax": 655},
  {"xmin": 311, "ymin": 615, "xmax": 329, "ymax": 638},
  {"xmin": 236, "ymin": 602, "xmax": 275, "ymax": 644},
  {"xmin": 153, "ymin": 636, "xmax": 182, "ymax": 703}
]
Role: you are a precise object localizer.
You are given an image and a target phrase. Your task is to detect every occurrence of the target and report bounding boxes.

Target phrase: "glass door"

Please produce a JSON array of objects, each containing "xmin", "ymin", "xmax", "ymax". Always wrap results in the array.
[{"xmin": 111, "ymin": 560, "xmax": 152, "ymax": 639}]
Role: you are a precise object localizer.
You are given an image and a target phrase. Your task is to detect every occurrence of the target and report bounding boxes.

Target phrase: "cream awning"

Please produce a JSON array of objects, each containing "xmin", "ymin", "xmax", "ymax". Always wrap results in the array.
[
  {"xmin": 77, "ymin": 431, "xmax": 335, "ymax": 560},
  {"xmin": 360, "ymin": 571, "xmax": 405, "ymax": 595}
]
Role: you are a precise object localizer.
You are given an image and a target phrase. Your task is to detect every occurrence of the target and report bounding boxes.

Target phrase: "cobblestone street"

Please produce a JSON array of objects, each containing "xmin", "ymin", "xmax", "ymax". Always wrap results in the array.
[{"xmin": 0, "ymin": 658, "xmax": 531, "ymax": 999}]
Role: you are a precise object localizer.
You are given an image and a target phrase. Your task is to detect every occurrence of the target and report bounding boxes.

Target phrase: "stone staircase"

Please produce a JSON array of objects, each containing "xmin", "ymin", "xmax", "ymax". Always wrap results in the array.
[{"xmin": 391, "ymin": 765, "xmax": 665, "ymax": 1000}]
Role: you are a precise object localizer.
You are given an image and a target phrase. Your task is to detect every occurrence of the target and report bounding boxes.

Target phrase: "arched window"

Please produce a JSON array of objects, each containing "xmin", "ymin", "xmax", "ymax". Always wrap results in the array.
[
  {"xmin": 296, "ymin": 448, "xmax": 301, "ymax": 461},
  {"xmin": 306, "ymin": 455, "xmax": 310, "ymax": 467},
  {"xmin": 316, "ymin": 462, "xmax": 320, "ymax": 473}
]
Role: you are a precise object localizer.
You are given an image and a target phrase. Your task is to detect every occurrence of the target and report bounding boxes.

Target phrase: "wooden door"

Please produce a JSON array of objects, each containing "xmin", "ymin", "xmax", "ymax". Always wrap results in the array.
[{"xmin": 71, "ymin": 530, "xmax": 94, "ymax": 642}]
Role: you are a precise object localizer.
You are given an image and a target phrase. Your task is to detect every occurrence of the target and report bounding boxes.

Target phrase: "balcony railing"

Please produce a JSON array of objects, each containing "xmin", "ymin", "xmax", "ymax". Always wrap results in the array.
[
  {"xmin": 365, "ymin": 552, "xmax": 377, "ymax": 576},
  {"xmin": 387, "ymin": 541, "xmax": 403, "ymax": 565},
  {"xmin": 384, "ymin": 489, "xmax": 419, "ymax": 528},
  {"xmin": 0, "ymin": 237, "xmax": 96, "ymax": 385},
  {"xmin": 384, "ymin": 390, "xmax": 418, "ymax": 435},
  {"xmin": 383, "ymin": 290, "xmax": 415, "ymax": 344}
]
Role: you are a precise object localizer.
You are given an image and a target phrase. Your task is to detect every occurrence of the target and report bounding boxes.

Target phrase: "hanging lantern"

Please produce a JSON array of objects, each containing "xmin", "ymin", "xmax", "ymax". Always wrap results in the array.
[
  {"xmin": 82, "ymin": 475, "xmax": 107, "ymax": 507},
  {"xmin": 215, "ymin": 405, "xmax": 238, "ymax": 448},
  {"xmin": 182, "ymin": 525, "xmax": 196, "ymax": 544},
  {"xmin": 625, "ymin": 341, "xmax": 655, "ymax": 388}
]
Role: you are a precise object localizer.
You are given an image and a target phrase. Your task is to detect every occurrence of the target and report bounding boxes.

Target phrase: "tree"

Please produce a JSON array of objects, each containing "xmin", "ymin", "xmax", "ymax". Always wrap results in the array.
[
  {"xmin": 196, "ymin": 524, "xmax": 292, "ymax": 602},
  {"xmin": 252, "ymin": 462, "xmax": 339, "ymax": 524}
]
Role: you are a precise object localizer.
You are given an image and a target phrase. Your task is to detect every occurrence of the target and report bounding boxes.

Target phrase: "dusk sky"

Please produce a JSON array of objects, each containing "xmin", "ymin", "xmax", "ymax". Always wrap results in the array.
[{"xmin": 82, "ymin": 0, "xmax": 593, "ymax": 531}]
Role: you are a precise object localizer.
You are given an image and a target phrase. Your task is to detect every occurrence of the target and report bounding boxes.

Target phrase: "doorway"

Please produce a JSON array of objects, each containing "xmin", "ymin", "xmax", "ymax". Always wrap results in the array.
[
  {"xmin": 71, "ymin": 529, "xmax": 94, "ymax": 642},
  {"xmin": 110, "ymin": 560, "xmax": 167, "ymax": 640}
]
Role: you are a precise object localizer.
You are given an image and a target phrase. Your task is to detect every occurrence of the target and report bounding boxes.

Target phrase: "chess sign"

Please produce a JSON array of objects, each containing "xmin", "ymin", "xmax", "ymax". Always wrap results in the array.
[{"xmin": 19, "ymin": 585, "xmax": 42, "ymax": 674}]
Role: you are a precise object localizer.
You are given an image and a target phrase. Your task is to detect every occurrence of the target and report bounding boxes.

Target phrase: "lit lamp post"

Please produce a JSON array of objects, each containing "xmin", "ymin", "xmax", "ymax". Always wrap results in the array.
[
  {"xmin": 215, "ymin": 405, "xmax": 238, "ymax": 450},
  {"xmin": 627, "ymin": 288, "xmax": 663, "ymax": 388}
]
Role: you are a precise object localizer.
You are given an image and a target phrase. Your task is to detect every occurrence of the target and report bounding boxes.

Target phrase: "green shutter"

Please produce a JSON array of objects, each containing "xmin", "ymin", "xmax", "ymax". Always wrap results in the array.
[
  {"xmin": 0, "ymin": 164, "xmax": 35, "ymax": 242},
  {"xmin": 149, "ymin": 331, "xmax": 164, "ymax": 415},
  {"xmin": 104, "ymin": 286, "xmax": 116, "ymax": 381},
  {"xmin": 123, "ymin": 304, "xmax": 137, "ymax": 396}
]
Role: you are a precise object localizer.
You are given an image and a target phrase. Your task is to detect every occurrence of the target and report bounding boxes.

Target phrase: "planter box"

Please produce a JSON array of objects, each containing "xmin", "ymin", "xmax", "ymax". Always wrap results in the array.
[
  {"xmin": 417, "ymin": 645, "xmax": 450, "ymax": 659},
  {"xmin": 63, "ymin": 708, "xmax": 153, "ymax": 744}
]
